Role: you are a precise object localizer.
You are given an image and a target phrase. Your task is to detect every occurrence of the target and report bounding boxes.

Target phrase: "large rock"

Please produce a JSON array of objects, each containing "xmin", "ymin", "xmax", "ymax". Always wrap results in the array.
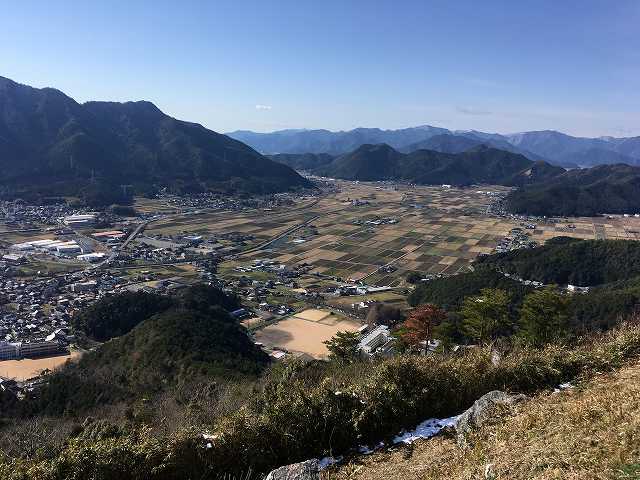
[
  {"xmin": 455, "ymin": 390, "xmax": 526, "ymax": 447},
  {"xmin": 265, "ymin": 459, "xmax": 320, "ymax": 480}
]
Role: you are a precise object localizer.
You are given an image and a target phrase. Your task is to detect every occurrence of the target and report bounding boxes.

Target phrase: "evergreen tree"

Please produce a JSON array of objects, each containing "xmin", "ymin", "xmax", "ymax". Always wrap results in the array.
[
  {"xmin": 324, "ymin": 331, "xmax": 360, "ymax": 363},
  {"xmin": 519, "ymin": 287, "xmax": 570, "ymax": 346},
  {"xmin": 461, "ymin": 288, "xmax": 511, "ymax": 343}
]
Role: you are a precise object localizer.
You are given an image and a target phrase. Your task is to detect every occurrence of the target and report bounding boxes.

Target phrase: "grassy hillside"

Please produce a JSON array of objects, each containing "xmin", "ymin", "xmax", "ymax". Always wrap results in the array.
[
  {"xmin": 334, "ymin": 355, "xmax": 640, "ymax": 480},
  {"xmin": 2, "ymin": 322, "xmax": 640, "ymax": 478}
]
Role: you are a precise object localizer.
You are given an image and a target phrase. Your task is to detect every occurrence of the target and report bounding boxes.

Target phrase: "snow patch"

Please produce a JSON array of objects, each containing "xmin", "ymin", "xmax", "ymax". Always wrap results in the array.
[
  {"xmin": 318, "ymin": 456, "xmax": 343, "ymax": 470},
  {"xmin": 392, "ymin": 415, "xmax": 459, "ymax": 444}
]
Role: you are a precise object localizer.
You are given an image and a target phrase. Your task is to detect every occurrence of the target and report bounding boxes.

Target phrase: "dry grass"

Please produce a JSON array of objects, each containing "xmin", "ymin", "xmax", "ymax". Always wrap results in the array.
[{"xmin": 332, "ymin": 360, "xmax": 640, "ymax": 480}]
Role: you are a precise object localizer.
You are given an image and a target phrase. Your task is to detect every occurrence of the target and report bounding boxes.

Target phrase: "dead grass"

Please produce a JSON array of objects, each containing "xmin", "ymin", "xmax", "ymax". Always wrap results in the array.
[{"xmin": 332, "ymin": 360, "xmax": 640, "ymax": 480}]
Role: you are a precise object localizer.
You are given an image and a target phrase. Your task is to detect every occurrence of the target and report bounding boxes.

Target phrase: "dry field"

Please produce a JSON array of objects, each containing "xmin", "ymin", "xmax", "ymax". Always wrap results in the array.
[
  {"xmin": 147, "ymin": 181, "xmax": 640, "ymax": 287},
  {"xmin": 253, "ymin": 308, "xmax": 361, "ymax": 359},
  {"xmin": 0, "ymin": 351, "xmax": 81, "ymax": 381}
]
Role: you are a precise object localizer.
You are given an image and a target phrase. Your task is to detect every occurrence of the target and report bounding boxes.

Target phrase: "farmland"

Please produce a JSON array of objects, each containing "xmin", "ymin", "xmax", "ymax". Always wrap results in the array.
[{"xmin": 145, "ymin": 181, "xmax": 640, "ymax": 288}]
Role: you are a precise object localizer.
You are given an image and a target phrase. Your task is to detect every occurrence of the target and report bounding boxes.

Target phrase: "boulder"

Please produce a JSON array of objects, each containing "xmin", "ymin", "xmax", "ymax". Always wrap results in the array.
[
  {"xmin": 455, "ymin": 390, "xmax": 526, "ymax": 447},
  {"xmin": 265, "ymin": 459, "xmax": 320, "ymax": 480}
]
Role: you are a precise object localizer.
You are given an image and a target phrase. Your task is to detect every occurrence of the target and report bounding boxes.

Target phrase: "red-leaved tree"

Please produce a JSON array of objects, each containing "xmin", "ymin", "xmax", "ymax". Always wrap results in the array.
[{"xmin": 402, "ymin": 304, "xmax": 447, "ymax": 345}]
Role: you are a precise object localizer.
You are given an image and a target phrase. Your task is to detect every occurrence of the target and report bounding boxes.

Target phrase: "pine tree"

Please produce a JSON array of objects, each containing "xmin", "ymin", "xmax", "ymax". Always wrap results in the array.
[
  {"xmin": 324, "ymin": 331, "xmax": 360, "ymax": 363},
  {"xmin": 461, "ymin": 288, "xmax": 511, "ymax": 343},
  {"xmin": 519, "ymin": 286, "xmax": 570, "ymax": 346}
]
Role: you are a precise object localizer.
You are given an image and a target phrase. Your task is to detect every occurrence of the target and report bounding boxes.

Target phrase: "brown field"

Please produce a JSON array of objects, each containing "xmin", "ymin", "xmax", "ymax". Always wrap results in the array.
[
  {"xmin": 0, "ymin": 351, "xmax": 81, "ymax": 380},
  {"xmin": 144, "ymin": 181, "xmax": 640, "ymax": 288},
  {"xmin": 253, "ymin": 309, "xmax": 361, "ymax": 359}
]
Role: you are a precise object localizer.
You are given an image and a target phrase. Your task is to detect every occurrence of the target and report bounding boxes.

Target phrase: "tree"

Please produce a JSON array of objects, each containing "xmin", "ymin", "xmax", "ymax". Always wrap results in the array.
[
  {"xmin": 461, "ymin": 288, "xmax": 511, "ymax": 343},
  {"xmin": 323, "ymin": 331, "xmax": 360, "ymax": 363},
  {"xmin": 401, "ymin": 304, "xmax": 447, "ymax": 346},
  {"xmin": 519, "ymin": 287, "xmax": 570, "ymax": 346},
  {"xmin": 406, "ymin": 272, "xmax": 422, "ymax": 284},
  {"xmin": 366, "ymin": 303, "xmax": 403, "ymax": 326}
]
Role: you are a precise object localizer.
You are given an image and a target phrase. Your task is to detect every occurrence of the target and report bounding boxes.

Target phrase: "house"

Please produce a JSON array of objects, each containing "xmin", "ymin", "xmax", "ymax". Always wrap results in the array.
[
  {"xmin": 0, "ymin": 341, "xmax": 20, "ymax": 360},
  {"xmin": 567, "ymin": 284, "xmax": 590, "ymax": 294},
  {"xmin": 2, "ymin": 254, "xmax": 26, "ymax": 265}
]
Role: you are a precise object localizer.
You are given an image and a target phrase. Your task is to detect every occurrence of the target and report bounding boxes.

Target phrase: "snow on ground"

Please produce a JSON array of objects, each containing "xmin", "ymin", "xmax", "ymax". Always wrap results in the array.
[
  {"xmin": 318, "ymin": 414, "xmax": 459, "ymax": 469},
  {"xmin": 392, "ymin": 415, "xmax": 459, "ymax": 444}
]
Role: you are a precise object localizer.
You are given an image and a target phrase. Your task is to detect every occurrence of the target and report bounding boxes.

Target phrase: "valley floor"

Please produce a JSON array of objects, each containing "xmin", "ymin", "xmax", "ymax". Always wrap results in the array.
[{"xmin": 331, "ymin": 359, "xmax": 640, "ymax": 480}]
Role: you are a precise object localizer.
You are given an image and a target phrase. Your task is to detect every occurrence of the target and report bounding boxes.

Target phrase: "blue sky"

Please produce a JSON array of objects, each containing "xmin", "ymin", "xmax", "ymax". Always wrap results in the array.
[{"xmin": 1, "ymin": 0, "xmax": 638, "ymax": 136}]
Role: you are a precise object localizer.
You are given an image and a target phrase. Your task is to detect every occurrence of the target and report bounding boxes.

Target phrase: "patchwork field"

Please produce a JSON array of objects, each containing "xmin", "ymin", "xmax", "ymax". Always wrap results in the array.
[
  {"xmin": 253, "ymin": 308, "xmax": 361, "ymax": 359},
  {"xmin": 145, "ymin": 181, "xmax": 640, "ymax": 288}
]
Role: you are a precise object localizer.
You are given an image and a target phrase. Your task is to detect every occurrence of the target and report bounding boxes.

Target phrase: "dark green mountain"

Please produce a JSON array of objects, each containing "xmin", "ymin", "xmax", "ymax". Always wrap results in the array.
[
  {"xmin": 0, "ymin": 76, "xmax": 311, "ymax": 204},
  {"xmin": 314, "ymin": 143, "xmax": 564, "ymax": 186},
  {"xmin": 506, "ymin": 164, "xmax": 640, "ymax": 216}
]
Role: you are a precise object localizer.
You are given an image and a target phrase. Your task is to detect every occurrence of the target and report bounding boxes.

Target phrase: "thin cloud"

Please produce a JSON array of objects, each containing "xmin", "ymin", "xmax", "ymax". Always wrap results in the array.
[
  {"xmin": 456, "ymin": 106, "xmax": 492, "ymax": 116},
  {"xmin": 255, "ymin": 104, "xmax": 272, "ymax": 110}
]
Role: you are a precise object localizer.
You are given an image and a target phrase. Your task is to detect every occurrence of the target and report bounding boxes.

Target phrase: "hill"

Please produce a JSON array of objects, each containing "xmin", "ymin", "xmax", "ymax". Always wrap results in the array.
[
  {"xmin": 18, "ymin": 286, "xmax": 268, "ymax": 416},
  {"xmin": 505, "ymin": 163, "xmax": 640, "ymax": 216},
  {"xmin": 313, "ymin": 143, "xmax": 564, "ymax": 186},
  {"xmin": 401, "ymin": 133, "xmax": 547, "ymax": 162},
  {"xmin": 3, "ymin": 323, "xmax": 640, "ymax": 478},
  {"xmin": 409, "ymin": 239, "xmax": 640, "ymax": 337},
  {"xmin": 476, "ymin": 237, "xmax": 640, "ymax": 286},
  {"xmin": 0, "ymin": 76, "xmax": 311, "ymax": 205}
]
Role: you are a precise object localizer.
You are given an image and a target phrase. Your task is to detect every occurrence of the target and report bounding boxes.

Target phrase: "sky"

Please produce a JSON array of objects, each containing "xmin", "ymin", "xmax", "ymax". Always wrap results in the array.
[{"xmin": 1, "ymin": 0, "xmax": 639, "ymax": 137}]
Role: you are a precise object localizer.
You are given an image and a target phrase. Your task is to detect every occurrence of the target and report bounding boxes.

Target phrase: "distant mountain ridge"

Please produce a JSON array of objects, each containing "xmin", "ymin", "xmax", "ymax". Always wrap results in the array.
[
  {"xmin": 228, "ymin": 126, "xmax": 640, "ymax": 168},
  {"xmin": 0, "ymin": 76, "xmax": 311, "ymax": 204}
]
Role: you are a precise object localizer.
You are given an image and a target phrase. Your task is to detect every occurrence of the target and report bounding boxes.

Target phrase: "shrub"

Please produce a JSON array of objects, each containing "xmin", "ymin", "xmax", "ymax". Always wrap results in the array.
[{"xmin": 4, "ymin": 321, "xmax": 640, "ymax": 478}]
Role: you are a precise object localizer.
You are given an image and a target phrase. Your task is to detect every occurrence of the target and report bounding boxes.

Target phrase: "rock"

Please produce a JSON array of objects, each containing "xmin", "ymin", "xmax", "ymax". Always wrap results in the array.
[
  {"xmin": 265, "ymin": 459, "xmax": 320, "ymax": 480},
  {"xmin": 455, "ymin": 390, "xmax": 526, "ymax": 447}
]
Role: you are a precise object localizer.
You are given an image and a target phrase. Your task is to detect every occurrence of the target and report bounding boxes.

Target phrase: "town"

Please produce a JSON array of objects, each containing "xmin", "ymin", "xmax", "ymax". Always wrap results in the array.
[{"xmin": 2, "ymin": 178, "xmax": 640, "ymax": 395}]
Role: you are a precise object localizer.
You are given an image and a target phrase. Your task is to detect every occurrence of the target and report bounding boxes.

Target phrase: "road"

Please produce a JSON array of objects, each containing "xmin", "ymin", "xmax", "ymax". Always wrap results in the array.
[{"xmin": 99, "ymin": 219, "xmax": 153, "ymax": 266}]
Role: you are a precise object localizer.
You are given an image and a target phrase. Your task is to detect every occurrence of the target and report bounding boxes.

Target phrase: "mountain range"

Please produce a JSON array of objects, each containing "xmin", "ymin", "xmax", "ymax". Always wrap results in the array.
[
  {"xmin": 0, "ymin": 76, "xmax": 310, "ymax": 205},
  {"xmin": 274, "ymin": 143, "xmax": 640, "ymax": 216},
  {"xmin": 228, "ymin": 127, "xmax": 640, "ymax": 168},
  {"xmin": 297, "ymin": 143, "xmax": 565, "ymax": 186}
]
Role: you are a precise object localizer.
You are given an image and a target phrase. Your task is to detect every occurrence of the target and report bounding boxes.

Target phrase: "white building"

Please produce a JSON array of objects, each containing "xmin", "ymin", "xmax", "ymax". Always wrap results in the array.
[
  {"xmin": 63, "ymin": 213, "xmax": 98, "ymax": 228},
  {"xmin": 77, "ymin": 252, "xmax": 106, "ymax": 262},
  {"xmin": 358, "ymin": 325, "xmax": 395, "ymax": 357}
]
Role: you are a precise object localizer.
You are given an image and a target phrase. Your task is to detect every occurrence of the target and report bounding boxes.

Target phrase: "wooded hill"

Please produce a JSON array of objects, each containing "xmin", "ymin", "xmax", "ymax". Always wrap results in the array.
[{"xmin": 0, "ymin": 76, "xmax": 311, "ymax": 205}]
